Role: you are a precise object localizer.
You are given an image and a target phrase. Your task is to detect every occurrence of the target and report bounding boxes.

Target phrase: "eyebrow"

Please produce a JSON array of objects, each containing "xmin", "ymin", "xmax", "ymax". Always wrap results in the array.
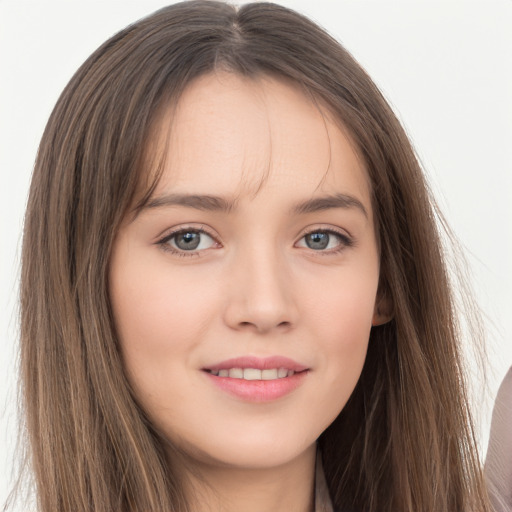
[
  {"xmin": 145, "ymin": 194, "xmax": 236, "ymax": 212},
  {"xmin": 143, "ymin": 192, "xmax": 368, "ymax": 218},
  {"xmin": 292, "ymin": 193, "xmax": 368, "ymax": 218}
]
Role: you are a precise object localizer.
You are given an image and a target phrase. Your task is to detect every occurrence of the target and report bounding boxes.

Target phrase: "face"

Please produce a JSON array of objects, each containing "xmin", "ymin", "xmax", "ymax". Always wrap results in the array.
[{"xmin": 109, "ymin": 73, "xmax": 383, "ymax": 472}]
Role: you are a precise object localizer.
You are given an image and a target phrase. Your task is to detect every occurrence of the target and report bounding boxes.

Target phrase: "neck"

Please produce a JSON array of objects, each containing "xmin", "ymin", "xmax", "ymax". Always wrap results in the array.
[{"xmin": 182, "ymin": 443, "xmax": 317, "ymax": 512}]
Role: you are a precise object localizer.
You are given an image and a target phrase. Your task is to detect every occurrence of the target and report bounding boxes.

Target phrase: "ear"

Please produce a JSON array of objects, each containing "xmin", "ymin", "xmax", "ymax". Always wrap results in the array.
[{"xmin": 372, "ymin": 290, "xmax": 394, "ymax": 326}]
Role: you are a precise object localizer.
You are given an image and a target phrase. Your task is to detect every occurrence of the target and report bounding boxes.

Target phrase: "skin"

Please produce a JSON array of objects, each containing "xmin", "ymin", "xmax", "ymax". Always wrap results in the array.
[{"xmin": 109, "ymin": 72, "xmax": 387, "ymax": 512}]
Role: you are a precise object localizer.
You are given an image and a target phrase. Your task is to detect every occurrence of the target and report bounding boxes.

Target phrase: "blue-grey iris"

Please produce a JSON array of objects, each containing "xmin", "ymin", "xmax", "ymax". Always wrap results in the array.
[
  {"xmin": 305, "ymin": 232, "xmax": 329, "ymax": 250},
  {"xmin": 175, "ymin": 231, "xmax": 201, "ymax": 250}
]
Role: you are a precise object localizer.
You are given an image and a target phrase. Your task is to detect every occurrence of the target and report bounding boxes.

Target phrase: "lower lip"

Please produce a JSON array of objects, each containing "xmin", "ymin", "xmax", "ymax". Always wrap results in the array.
[{"xmin": 204, "ymin": 371, "xmax": 308, "ymax": 402}]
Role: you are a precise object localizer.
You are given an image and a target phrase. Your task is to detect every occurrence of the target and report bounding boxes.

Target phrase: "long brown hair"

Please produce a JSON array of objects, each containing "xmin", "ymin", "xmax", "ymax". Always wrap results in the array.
[{"xmin": 17, "ymin": 1, "xmax": 489, "ymax": 511}]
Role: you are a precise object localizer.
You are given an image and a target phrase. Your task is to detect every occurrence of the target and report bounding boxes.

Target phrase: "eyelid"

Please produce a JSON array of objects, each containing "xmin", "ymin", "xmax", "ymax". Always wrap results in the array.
[
  {"xmin": 156, "ymin": 224, "xmax": 222, "ymax": 257},
  {"xmin": 295, "ymin": 225, "xmax": 354, "ymax": 253}
]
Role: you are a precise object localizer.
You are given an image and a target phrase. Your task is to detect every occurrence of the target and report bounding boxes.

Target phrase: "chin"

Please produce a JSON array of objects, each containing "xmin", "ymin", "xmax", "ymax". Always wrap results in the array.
[{"xmin": 169, "ymin": 428, "xmax": 318, "ymax": 471}]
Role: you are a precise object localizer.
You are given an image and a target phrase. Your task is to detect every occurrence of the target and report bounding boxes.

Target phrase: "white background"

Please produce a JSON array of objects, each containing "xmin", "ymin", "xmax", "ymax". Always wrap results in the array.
[{"xmin": 1, "ymin": 0, "xmax": 511, "ymax": 506}]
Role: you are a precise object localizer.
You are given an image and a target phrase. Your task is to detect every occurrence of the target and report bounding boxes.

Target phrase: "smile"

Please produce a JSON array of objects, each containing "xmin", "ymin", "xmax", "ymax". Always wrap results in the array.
[
  {"xmin": 206, "ymin": 368, "xmax": 296, "ymax": 380},
  {"xmin": 203, "ymin": 356, "xmax": 309, "ymax": 402}
]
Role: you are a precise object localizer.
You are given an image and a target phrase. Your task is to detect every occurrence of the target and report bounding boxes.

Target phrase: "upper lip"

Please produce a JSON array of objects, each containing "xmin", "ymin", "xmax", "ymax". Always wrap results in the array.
[{"xmin": 203, "ymin": 356, "xmax": 309, "ymax": 372}]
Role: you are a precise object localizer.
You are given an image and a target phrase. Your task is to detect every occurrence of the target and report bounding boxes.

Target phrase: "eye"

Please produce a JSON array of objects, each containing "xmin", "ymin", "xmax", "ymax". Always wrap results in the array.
[
  {"xmin": 158, "ymin": 228, "xmax": 217, "ymax": 254},
  {"xmin": 296, "ymin": 229, "xmax": 352, "ymax": 252}
]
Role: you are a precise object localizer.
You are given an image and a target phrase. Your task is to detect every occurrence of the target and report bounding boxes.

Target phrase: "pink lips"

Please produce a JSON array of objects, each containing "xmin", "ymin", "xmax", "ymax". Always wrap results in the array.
[
  {"xmin": 205, "ymin": 356, "xmax": 308, "ymax": 373},
  {"xmin": 203, "ymin": 356, "xmax": 309, "ymax": 402}
]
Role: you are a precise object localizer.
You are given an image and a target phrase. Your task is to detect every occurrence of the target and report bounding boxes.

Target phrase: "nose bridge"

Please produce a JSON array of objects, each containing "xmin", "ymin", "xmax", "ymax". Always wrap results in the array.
[{"xmin": 224, "ymin": 237, "xmax": 297, "ymax": 333}]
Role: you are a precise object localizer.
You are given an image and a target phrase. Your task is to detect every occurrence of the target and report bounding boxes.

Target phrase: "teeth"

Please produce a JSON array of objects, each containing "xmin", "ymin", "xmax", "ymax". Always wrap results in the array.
[
  {"xmin": 244, "ymin": 368, "xmax": 261, "ymax": 380},
  {"xmin": 261, "ymin": 369, "xmax": 277, "ymax": 380},
  {"xmin": 209, "ymin": 367, "xmax": 297, "ymax": 380}
]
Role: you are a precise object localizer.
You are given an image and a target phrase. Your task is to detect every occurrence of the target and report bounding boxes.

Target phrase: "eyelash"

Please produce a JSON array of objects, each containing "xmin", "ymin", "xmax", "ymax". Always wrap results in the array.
[
  {"xmin": 156, "ymin": 226, "xmax": 354, "ymax": 258},
  {"xmin": 156, "ymin": 225, "xmax": 218, "ymax": 257},
  {"xmin": 297, "ymin": 228, "xmax": 354, "ymax": 255}
]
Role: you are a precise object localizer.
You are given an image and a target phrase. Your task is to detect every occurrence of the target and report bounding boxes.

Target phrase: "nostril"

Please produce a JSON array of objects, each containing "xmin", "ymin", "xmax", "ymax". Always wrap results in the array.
[{"xmin": 235, "ymin": 319, "xmax": 293, "ymax": 333}]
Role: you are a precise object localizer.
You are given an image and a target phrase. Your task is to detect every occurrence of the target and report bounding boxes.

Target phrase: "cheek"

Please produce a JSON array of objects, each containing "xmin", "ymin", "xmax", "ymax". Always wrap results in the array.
[
  {"xmin": 108, "ymin": 246, "xmax": 217, "ymax": 390},
  {"xmin": 301, "ymin": 263, "xmax": 378, "ymax": 403},
  {"xmin": 303, "ymin": 259, "xmax": 378, "ymax": 339}
]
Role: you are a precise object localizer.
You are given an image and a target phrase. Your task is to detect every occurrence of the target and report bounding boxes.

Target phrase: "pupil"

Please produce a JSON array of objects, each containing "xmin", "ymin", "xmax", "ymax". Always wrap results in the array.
[
  {"xmin": 306, "ymin": 232, "xmax": 329, "ymax": 250},
  {"xmin": 176, "ymin": 232, "xmax": 200, "ymax": 250}
]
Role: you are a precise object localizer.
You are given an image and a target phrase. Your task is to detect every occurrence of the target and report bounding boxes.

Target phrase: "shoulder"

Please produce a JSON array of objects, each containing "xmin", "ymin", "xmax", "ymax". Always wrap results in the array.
[
  {"xmin": 485, "ymin": 366, "xmax": 512, "ymax": 511},
  {"xmin": 489, "ymin": 367, "xmax": 512, "ymax": 441}
]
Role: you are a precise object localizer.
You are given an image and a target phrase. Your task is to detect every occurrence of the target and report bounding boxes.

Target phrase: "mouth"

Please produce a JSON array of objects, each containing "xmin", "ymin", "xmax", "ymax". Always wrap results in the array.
[
  {"xmin": 203, "ymin": 355, "xmax": 309, "ymax": 378},
  {"xmin": 204, "ymin": 367, "xmax": 300, "ymax": 380},
  {"xmin": 202, "ymin": 356, "xmax": 309, "ymax": 402}
]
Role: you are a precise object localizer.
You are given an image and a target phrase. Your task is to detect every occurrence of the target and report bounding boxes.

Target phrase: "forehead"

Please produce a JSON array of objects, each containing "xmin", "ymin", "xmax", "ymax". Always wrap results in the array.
[{"xmin": 150, "ymin": 72, "xmax": 370, "ymax": 207}]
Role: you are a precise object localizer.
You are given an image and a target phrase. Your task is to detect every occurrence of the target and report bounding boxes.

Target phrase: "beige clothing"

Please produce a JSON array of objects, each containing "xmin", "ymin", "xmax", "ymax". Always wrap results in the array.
[
  {"xmin": 315, "ymin": 449, "xmax": 334, "ymax": 512},
  {"xmin": 485, "ymin": 367, "xmax": 512, "ymax": 512}
]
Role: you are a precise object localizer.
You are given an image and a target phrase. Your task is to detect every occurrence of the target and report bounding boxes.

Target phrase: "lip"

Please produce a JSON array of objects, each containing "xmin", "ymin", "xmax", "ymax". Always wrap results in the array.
[
  {"xmin": 203, "ymin": 356, "xmax": 309, "ymax": 373},
  {"xmin": 202, "ymin": 356, "xmax": 309, "ymax": 402}
]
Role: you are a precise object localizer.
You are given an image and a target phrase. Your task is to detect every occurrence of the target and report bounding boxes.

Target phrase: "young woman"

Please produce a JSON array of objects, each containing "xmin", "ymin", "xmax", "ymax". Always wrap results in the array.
[{"xmin": 15, "ymin": 1, "xmax": 490, "ymax": 511}]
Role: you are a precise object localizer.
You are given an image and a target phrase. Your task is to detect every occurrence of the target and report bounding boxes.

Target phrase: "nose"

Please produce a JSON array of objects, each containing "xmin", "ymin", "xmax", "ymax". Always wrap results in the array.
[{"xmin": 223, "ymin": 244, "xmax": 298, "ymax": 334}]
